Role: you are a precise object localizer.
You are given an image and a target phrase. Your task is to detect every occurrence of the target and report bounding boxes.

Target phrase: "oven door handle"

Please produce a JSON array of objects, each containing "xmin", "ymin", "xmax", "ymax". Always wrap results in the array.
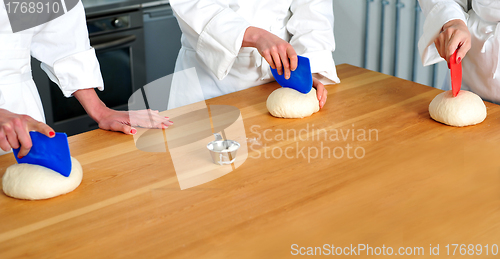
[{"xmin": 92, "ymin": 35, "xmax": 137, "ymax": 51}]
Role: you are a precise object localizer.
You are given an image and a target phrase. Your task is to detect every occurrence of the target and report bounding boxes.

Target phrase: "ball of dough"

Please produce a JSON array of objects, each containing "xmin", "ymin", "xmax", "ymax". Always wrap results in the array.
[
  {"xmin": 429, "ymin": 90, "xmax": 487, "ymax": 127},
  {"xmin": 266, "ymin": 87, "xmax": 320, "ymax": 118},
  {"xmin": 2, "ymin": 157, "xmax": 83, "ymax": 200}
]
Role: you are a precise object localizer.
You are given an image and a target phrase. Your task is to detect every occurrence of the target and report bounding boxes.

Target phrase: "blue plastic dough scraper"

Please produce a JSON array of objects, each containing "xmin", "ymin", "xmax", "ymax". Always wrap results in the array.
[
  {"xmin": 271, "ymin": 55, "xmax": 313, "ymax": 94},
  {"xmin": 13, "ymin": 132, "xmax": 72, "ymax": 177}
]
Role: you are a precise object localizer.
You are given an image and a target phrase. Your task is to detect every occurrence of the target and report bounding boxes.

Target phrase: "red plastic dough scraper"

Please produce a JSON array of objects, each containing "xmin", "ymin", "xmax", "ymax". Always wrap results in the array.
[
  {"xmin": 450, "ymin": 50, "xmax": 462, "ymax": 97},
  {"xmin": 13, "ymin": 132, "xmax": 72, "ymax": 177}
]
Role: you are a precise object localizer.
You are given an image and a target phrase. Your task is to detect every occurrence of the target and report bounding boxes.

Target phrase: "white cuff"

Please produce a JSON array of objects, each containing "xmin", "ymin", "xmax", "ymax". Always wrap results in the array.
[
  {"xmin": 302, "ymin": 50, "xmax": 340, "ymax": 84},
  {"xmin": 418, "ymin": 2, "xmax": 468, "ymax": 66},
  {"xmin": 41, "ymin": 48, "xmax": 104, "ymax": 97},
  {"xmin": 197, "ymin": 9, "xmax": 251, "ymax": 80}
]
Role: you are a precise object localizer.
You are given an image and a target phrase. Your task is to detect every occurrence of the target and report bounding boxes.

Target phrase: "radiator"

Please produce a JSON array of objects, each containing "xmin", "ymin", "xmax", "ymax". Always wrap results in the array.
[{"xmin": 362, "ymin": 0, "xmax": 446, "ymax": 88}]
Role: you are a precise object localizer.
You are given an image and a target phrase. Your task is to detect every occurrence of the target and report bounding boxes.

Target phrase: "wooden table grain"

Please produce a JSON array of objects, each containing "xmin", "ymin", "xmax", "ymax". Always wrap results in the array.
[{"xmin": 1, "ymin": 64, "xmax": 499, "ymax": 258}]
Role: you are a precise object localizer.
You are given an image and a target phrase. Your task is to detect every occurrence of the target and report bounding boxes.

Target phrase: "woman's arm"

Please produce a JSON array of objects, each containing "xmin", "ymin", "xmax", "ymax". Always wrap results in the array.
[
  {"xmin": 31, "ymin": 3, "xmax": 171, "ymax": 135},
  {"xmin": 434, "ymin": 19, "xmax": 471, "ymax": 64},
  {"xmin": 0, "ymin": 109, "xmax": 54, "ymax": 158},
  {"xmin": 287, "ymin": 0, "xmax": 340, "ymax": 85},
  {"xmin": 171, "ymin": 1, "xmax": 300, "ymax": 84},
  {"xmin": 73, "ymin": 89, "xmax": 172, "ymax": 135},
  {"xmin": 242, "ymin": 26, "xmax": 298, "ymax": 80},
  {"xmin": 418, "ymin": 0, "xmax": 470, "ymax": 65},
  {"xmin": 170, "ymin": 0, "xmax": 251, "ymax": 80},
  {"xmin": 30, "ymin": 1, "xmax": 103, "ymax": 98}
]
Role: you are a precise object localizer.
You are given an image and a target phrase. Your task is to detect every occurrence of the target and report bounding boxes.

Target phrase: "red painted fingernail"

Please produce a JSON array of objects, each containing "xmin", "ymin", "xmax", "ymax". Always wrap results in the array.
[
  {"xmin": 18, "ymin": 156, "xmax": 23, "ymax": 159},
  {"xmin": 169, "ymin": 121, "xmax": 173, "ymax": 124},
  {"xmin": 457, "ymin": 57, "xmax": 462, "ymax": 64},
  {"xmin": 49, "ymin": 131, "xmax": 55, "ymax": 137},
  {"xmin": 130, "ymin": 129, "xmax": 137, "ymax": 135}
]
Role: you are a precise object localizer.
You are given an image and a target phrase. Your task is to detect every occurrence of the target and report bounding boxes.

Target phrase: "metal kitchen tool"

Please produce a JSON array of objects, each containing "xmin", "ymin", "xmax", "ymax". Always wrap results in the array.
[
  {"xmin": 271, "ymin": 55, "xmax": 313, "ymax": 94},
  {"xmin": 450, "ymin": 50, "xmax": 462, "ymax": 97},
  {"xmin": 207, "ymin": 133, "xmax": 240, "ymax": 165},
  {"xmin": 13, "ymin": 132, "xmax": 72, "ymax": 177}
]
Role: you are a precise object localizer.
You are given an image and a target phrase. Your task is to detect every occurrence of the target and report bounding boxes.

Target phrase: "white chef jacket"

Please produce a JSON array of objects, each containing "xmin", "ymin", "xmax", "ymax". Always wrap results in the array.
[
  {"xmin": 418, "ymin": 0, "xmax": 500, "ymax": 103},
  {"xmin": 0, "ymin": 1, "xmax": 103, "ymax": 123},
  {"xmin": 168, "ymin": 0, "xmax": 340, "ymax": 109}
]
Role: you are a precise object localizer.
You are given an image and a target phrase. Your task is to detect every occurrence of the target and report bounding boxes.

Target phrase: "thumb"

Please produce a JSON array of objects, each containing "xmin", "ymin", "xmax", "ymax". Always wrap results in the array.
[
  {"xmin": 27, "ymin": 118, "xmax": 55, "ymax": 138},
  {"xmin": 109, "ymin": 120, "xmax": 135, "ymax": 135}
]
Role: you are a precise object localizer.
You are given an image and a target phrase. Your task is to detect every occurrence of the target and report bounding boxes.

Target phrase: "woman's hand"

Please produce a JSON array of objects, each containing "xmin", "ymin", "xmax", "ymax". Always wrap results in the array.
[
  {"xmin": 243, "ymin": 26, "xmax": 298, "ymax": 80},
  {"xmin": 313, "ymin": 77, "xmax": 327, "ymax": 109},
  {"xmin": 96, "ymin": 108, "xmax": 173, "ymax": 135},
  {"xmin": 0, "ymin": 109, "xmax": 55, "ymax": 158},
  {"xmin": 434, "ymin": 19, "xmax": 471, "ymax": 65},
  {"xmin": 73, "ymin": 88, "xmax": 172, "ymax": 135}
]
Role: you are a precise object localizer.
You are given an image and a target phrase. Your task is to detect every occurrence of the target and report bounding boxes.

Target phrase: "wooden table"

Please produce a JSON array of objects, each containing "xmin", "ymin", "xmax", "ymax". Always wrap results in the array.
[{"xmin": 1, "ymin": 64, "xmax": 499, "ymax": 258}]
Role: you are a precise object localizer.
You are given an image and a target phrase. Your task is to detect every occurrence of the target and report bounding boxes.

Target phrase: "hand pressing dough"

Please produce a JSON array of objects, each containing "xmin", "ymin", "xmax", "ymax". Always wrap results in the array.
[
  {"xmin": 266, "ymin": 87, "xmax": 319, "ymax": 118},
  {"xmin": 429, "ymin": 90, "xmax": 487, "ymax": 127},
  {"xmin": 2, "ymin": 157, "xmax": 83, "ymax": 200}
]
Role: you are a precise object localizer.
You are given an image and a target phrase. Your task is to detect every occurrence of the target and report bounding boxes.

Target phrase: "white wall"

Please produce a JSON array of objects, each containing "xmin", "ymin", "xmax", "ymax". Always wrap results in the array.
[
  {"xmin": 332, "ymin": 1, "xmax": 365, "ymax": 68},
  {"xmin": 332, "ymin": 0, "xmax": 447, "ymax": 88}
]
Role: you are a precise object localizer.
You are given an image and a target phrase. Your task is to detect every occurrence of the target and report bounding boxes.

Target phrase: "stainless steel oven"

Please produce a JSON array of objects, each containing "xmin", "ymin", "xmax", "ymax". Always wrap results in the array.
[{"xmin": 34, "ymin": 8, "xmax": 146, "ymax": 136}]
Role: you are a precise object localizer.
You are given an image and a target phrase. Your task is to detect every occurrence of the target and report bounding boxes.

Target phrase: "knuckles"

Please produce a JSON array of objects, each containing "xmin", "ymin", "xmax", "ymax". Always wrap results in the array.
[
  {"xmin": 277, "ymin": 44, "xmax": 287, "ymax": 52},
  {"xmin": 442, "ymin": 29, "xmax": 454, "ymax": 38},
  {"xmin": 22, "ymin": 141, "xmax": 32, "ymax": 149},
  {"xmin": 1, "ymin": 122, "xmax": 13, "ymax": 133}
]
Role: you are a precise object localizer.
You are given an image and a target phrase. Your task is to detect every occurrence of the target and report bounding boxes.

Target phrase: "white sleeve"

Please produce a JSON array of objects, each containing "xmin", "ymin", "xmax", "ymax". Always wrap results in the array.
[
  {"xmin": 30, "ymin": 2, "xmax": 103, "ymax": 97},
  {"xmin": 418, "ymin": 0, "xmax": 469, "ymax": 66},
  {"xmin": 288, "ymin": 0, "xmax": 340, "ymax": 84},
  {"xmin": 170, "ymin": 0, "xmax": 251, "ymax": 80}
]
